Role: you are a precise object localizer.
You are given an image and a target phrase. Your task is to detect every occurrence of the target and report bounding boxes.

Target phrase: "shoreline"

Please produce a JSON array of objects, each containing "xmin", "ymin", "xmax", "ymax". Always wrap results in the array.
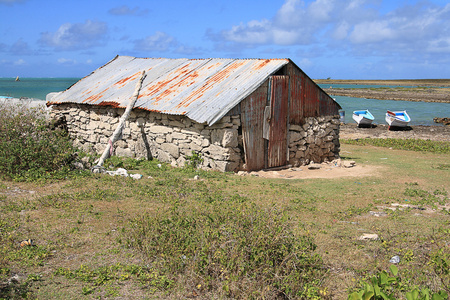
[
  {"xmin": 314, "ymin": 79, "xmax": 450, "ymax": 103},
  {"xmin": 325, "ymin": 87, "xmax": 450, "ymax": 103},
  {"xmin": 0, "ymin": 97, "xmax": 47, "ymax": 108},
  {"xmin": 314, "ymin": 79, "xmax": 450, "ymax": 86},
  {"xmin": 340, "ymin": 123, "xmax": 450, "ymax": 141}
]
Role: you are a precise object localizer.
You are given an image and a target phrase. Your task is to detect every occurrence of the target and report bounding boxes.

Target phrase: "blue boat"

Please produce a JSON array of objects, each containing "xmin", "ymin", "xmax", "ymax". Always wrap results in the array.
[
  {"xmin": 352, "ymin": 109, "xmax": 375, "ymax": 127},
  {"xmin": 385, "ymin": 110, "xmax": 411, "ymax": 128}
]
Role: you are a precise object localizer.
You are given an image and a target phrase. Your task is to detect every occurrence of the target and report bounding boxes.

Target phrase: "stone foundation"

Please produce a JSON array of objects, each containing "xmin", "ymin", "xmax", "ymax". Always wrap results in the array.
[
  {"xmin": 288, "ymin": 116, "xmax": 340, "ymax": 167},
  {"xmin": 50, "ymin": 104, "xmax": 340, "ymax": 172}
]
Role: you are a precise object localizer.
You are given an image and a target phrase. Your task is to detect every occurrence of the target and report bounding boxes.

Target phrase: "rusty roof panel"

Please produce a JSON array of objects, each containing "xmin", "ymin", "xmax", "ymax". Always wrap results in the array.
[{"xmin": 47, "ymin": 56, "xmax": 291, "ymax": 125}]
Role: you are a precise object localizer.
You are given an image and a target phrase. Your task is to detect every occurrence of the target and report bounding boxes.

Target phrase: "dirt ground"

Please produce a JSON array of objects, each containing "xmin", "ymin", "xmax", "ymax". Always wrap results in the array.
[
  {"xmin": 250, "ymin": 163, "xmax": 380, "ymax": 180},
  {"xmin": 246, "ymin": 123, "xmax": 448, "ymax": 180}
]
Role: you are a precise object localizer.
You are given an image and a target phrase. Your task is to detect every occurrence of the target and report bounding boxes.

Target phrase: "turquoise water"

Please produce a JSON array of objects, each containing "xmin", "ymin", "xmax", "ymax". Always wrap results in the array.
[
  {"xmin": 334, "ymin": 95, "xmax": 450, "ymax": 126},
  {"xmin": 1, "ymin": 78, "xmax": 448, "ymax": 126},
  {"xmin": 0, "ymin": 77, "xmax": 79, "ymax": 100}
]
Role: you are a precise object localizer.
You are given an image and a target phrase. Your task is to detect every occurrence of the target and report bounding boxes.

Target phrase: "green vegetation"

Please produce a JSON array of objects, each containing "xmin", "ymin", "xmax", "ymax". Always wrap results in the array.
[
  {"xmin": 0, "ymin": 103, "xmax": 83, "ymax": 181},
  {"xmin": 124, "ymin": 201, "xmax": 324, "ymax": 298},
  {"xmin": 341, "ymin": 138, "xmax": 450, "ymax": 154},
  {"xmin": 0, "ymin": 104, "xmax": 449, "ymax": 299},
  {"xmin": 348, "ymin": 265, "xmax": 448, "ymax": 300}
]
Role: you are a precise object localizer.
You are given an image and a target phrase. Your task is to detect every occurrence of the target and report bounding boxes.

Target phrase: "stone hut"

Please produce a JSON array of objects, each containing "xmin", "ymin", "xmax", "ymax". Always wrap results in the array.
[{"xmin": 47, "ymin": 56, "xmax": 341, "ymax": 172}]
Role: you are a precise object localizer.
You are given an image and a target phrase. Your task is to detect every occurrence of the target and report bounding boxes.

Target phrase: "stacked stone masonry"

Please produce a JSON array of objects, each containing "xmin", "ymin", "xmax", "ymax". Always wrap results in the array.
[{"xmin": 50, "ymin": 104, "xmax": 340, "ymax": 172}]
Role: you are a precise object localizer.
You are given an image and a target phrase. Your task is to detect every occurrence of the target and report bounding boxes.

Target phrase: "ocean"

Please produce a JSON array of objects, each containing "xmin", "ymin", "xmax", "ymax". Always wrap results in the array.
[
  {"xmin": 1, "ymin": 78, "xmax": 448, "ymax": 126},
  {"xmin": 0, "ymin": 77, "xmax": 80, "ymax": 100}
]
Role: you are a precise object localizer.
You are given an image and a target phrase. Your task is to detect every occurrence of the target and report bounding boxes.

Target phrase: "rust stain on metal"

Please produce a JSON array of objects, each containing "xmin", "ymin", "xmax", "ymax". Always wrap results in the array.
[
  {"xmin": 114, "ymin": 72, "xmax": 140, "ymax": 87},
  {"xmin": 254, "ymin": 59, "xmax": 271, "ymax": 70},
  {"xmin": 82, "ymin": 87, "xmax": 109, "ymax": 103},
  {"xmin": 138, "ymin": 69, "xmax": 183, "ymax": 101},
  {"xmin": 98, "ymin": 101, "xmax": 120, "ymax": 108},
  {"xmin": 174, "ymin": 60, "xmax": 247, "ymax": 109}
]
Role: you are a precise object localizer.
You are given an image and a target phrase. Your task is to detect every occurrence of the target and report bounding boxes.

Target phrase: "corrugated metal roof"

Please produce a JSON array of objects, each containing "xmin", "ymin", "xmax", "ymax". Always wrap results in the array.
[{"xmin": 47, "ymin": 56, "xmax": 289, "ymax": 125}]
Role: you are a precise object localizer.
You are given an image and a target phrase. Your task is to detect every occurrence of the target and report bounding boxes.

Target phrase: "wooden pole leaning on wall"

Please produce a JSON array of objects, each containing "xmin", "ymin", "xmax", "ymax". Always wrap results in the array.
[{"xmin": 94, "ymin": 70, "xmax": 146, "ymax": 169}]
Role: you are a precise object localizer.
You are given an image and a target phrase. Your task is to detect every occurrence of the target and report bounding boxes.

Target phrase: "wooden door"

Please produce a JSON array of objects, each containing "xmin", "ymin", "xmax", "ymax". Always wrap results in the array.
[{"xmin": 267, "ymin": 76, "xmax": 289, "ymax": 168}]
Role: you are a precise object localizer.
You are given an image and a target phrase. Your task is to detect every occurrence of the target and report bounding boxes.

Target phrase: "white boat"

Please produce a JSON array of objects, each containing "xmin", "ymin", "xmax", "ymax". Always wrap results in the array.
[
  {"xmin": 385, "ymin": 110, "xmax": 411, "ymax": 127},
  {"xmin": 352, "ymin": 110, "xmax": 375, "ymax": 127}
]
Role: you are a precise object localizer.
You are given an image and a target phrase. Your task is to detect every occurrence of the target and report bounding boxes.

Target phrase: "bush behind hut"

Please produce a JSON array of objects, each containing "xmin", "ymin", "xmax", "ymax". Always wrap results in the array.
[{"xmin": 0, "ymin": 103, "xmax": 78, "ymax": 181}]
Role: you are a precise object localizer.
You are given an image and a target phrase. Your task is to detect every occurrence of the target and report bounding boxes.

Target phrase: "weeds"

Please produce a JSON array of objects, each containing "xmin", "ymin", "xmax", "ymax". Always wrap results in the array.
[
  {"xmin": 0, "ymin": 103, "xmax": 81, "ymax": 181},
  {"xmin": 54, "ymin": 263, "xmax": 174, "ymax": 295},
  {"xmin": 348, "ymin": 265, "xmax": 448, "ymax": 299},
  {"xmin": 184, "ymin": 150, "xmax": 203, "ymax": 169},
  {"xmin": 123, "ymin": 201, "xmax": 326, "ymax": 298},
  {"xmin": 0, "ymin": 124, "xmax": 449, "ymax": 299},
  {"xmin": 341, "ymin": 138, "xmax": 450, "ymax": 154}
]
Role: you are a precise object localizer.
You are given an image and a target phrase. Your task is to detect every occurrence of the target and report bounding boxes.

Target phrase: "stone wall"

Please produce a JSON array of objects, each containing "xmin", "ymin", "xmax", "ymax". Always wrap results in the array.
[
  {"xmin": 50, "ymin": 104, "xmax": 243, "ymax": 172},
  {"xmin": 288, "ymin": 115, "xmax": 340, "ymax": 167},
  {"xmin": 50, "ymin": 104, "xmax": 340, "ymax": 172}
]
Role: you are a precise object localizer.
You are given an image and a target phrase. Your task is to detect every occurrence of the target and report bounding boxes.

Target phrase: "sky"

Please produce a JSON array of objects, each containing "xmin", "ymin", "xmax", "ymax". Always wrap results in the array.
[{"xmin": 1, "ymin": 0, "xmax": 450, "ymax": 79}]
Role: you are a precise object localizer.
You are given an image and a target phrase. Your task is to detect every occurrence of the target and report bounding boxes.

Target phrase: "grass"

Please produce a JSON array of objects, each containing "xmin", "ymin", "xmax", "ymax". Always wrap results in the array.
[
  {"xmin": 0, "ymin": 103, "xmax": 449, "ymax": 299},
  {"xmin": 341, "ymin": 138, "xmax": 450, "ymax": 154},
  {"xmin": 1, "ymin": 141, "xmax": 449, "ymax": 299}
]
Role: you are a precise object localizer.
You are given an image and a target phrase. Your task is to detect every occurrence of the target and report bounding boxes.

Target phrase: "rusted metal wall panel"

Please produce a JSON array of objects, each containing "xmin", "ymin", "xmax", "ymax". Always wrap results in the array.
[
  {"xmin": 268, "ymin": 76, "xmax": 289, "ymax": 168},
  {"xmin": 286, "ymin": 60, "xmax": 340, "ymax": 124},
  {"xmin": 319, "ymin": 90, "xmax": 340, "ymax": 115},
  {"xmin": 241, "ymin": 82, "xmax": 268, "ymax": 171},
  {"xmin": 302, "ymin": 76, "xmax": 320, "ymax": 118},
  {"xmin": 287, "ymin": 64, "xmax": 303, "ymax": 124}
]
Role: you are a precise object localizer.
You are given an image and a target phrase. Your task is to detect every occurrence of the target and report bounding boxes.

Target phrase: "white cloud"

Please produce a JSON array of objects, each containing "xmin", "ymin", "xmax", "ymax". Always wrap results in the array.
[
  {"xmin": 14, "ymin": 59, "xmax": 26, "ymax": 65},
  {"xmin": 133, "ymin": 31, "xmax": 177, "ymax": 52},
  {"xmin": 10, "ymin": 38, "xmax": 33, "ymax": 55},
  {"xmin": 427, "ymin": 37, "xmax": 450, "ymax": 53},
  {"xmin": 57, "ymin": 58, "xmax": 77, "ymax": 65},
  {"xmin": 214, "ymin": 0, "xmax": 450, "ymax": 62},
  {"xmin": 349, "ymin": 20, "xmax": 395, "ymax": 44},
  {"xmin": 108, "ymin": 5, "xmax": 148, "ymax": 16},
  {"xmin": 39, "ymin": 20, "xmax": 108, "ymax": 51},
  {"xmin": 223, "ymin": 20, "xmax": 271, "ymax": 44},
  {"xmin": 274, "ymin": 0, "xmax": 303, "ymax": 27},
  {"xmin": 332, "ymin": 21, "xmax": 350, "ymax": 40},
  {"xmin": 219, "ymin": 0, "xmax": 339, "ymax": 47},
  {"xmin": 299, "ymin": 58, "xmax": 313, "ymax": 69},
  {"xmin": 308, "ymin": 0, "xmax": 334, "ymax": 22}
]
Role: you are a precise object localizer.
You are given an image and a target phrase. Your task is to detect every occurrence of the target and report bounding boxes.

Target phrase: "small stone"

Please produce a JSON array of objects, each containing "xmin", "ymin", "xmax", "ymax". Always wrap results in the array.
[
  {"xmin": 193, "ymin": 175, "xmax": 200, "ymax": 180},
  {"xmin": 343, "ymin": 161, "xmax": 356, "ymax": 168},
  {"xmin": 308, "ymin": 163, "xmax": 321, "ymax": 170},
  {"xmin": 389, "ymin": 255, "xmax": 400, "ymax": 264},
  {"xmin": 358, "ymin": 233, "xmax": 379, "ymax": 241},
  {"xmin": 130, "ymin": 174, "xmax": 143, "ymax": 180},
  {"xmin": 369, "ymin": 211, "xmax": 388, "ymax": 217}
]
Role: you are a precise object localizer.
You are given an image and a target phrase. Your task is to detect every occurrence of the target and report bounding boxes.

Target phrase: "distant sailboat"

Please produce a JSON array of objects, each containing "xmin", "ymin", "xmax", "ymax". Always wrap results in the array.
[{"xmin": 15, "ymin": 76, "xmax": 20, "ymax": 81}]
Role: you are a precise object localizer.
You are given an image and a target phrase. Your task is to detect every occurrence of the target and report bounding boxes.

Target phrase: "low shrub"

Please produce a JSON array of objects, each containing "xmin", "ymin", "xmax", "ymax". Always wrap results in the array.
[
  {"xmin": 348, "ymin": 265, "xmax": 448, "ymax": 300},
  {"xmin": 123, "ymin": 201, "xmax": 326, "ymax": 298},
  {"xmin": 0, "ymin": 103, "xmax": 78, "ymax": 181}
]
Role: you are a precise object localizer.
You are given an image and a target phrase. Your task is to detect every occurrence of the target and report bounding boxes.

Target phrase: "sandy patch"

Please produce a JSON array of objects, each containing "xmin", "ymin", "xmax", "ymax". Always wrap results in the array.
[{"xmin": 239, "ymin": 162, "xmax": 380, "ymax": 180}]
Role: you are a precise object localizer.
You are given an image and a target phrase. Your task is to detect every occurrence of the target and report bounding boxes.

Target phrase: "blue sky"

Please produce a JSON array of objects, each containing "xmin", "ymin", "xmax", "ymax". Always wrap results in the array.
[{"xmin": 1, "ymin": 0, "xmax": 449, "ymax": 79}]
